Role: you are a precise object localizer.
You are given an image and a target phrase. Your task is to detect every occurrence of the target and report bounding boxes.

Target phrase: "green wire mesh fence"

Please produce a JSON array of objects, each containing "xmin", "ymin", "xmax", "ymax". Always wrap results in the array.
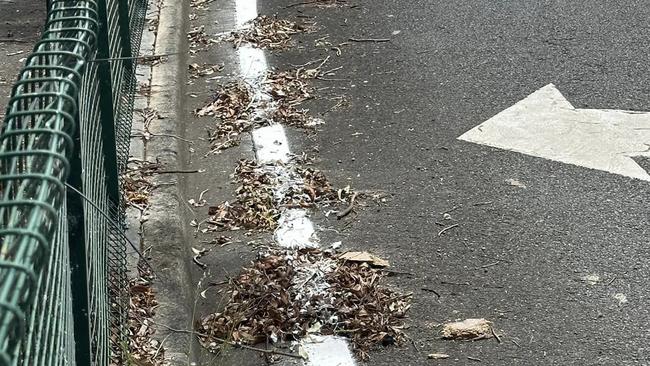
[{"xmin": 0, "ymin": 0, "xmax": 147, "ymax": 364}]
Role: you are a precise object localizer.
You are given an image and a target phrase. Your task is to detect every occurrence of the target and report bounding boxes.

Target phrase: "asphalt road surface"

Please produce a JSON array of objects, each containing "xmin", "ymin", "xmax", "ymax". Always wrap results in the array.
[
  {"xmin": 185, "ymin": 1, "xmax": 650, "ymax": 365},
  {"xmin": 259, "ymin": 1, "xmax": 650, "ymax": 365}
]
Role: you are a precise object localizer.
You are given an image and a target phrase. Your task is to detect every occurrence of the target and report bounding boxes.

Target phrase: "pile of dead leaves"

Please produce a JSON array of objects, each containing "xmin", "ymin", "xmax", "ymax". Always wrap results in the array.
[
  {"xmin": 266, "ymin": 69, "xmax": 315, "ymax": 102},
  {"xmin": 197, "ymin": 249, "xmax": 411, "ymax": 359},
  {"xmin": 121, "ymin": 160, "xmax": 158, "ymax": 210},
  {"xmin": 327, "ymin": 262, "xmax": 412, "ymax": 359},
  {"xmin": 206, "ymin": 160, "xmax": 349, "ymax": 231},
  {"xmin": 126, "ymin": 268, "xmax": 165, "ymax": 366},
  {"xmin": 194, "ymin": 83, "xmax": 256, "ymax": 151},
  {"xmin": 226, "ymin": 15, "xmax": 310, "ymax": 50},
  {"xmin": 266, "ymin": 68, "xmax": 320, "ymax": 127},
  {"xmin": 195, "ymin": 82, "xmax": 253, "ymax": 119},
  {"xmin": 207, "ymin": 159, "xmax": 279, "ymax": 231},
  {"xmin": 284, "ymin": 166, "xmax": 338, "ymax": 208}
]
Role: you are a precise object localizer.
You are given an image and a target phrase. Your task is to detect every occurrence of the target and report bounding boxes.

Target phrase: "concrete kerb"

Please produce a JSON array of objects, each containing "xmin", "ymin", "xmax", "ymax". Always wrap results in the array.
[{"xmin": 145, "ymin": 0, "xmax": 193, "ymax": 364}]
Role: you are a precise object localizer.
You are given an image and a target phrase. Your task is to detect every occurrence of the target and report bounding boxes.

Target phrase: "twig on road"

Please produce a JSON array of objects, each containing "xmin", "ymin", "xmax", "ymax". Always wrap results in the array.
[
  {"xmin": 438, "ymin": 224, "xmax": 458, "ymax": 236},
  {"xmin": 155, "ymin": 323, "xmax": 305, "ymax": 359},
  {"xmin": 421, "ymin": 287, "xmax": 441, "ymax": 297},
  {"xmin": 337, "ymin": 192, "xmax": 358, "ymax": 219},
  {"xmin": 348, "ymin": 37, "xmax": 390, "ymax": 43},
  {"xmin": 473, "ymin": 201, "xmax": 493, "ymax": 206},
  {"xmin": 491, "ymin": 327, "xmax": 502, "ymax": 343},
  {"xmin": 0, "ymin": 38, "xmax": 28, "ymax": 43}
]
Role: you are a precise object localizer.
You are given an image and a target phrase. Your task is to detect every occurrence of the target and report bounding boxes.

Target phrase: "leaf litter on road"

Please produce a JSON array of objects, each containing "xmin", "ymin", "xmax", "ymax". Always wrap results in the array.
[
  {"xmin": 189, "ymin": 62, "xmax": 224, "ymax": 79},
  {"xmin": 205, "ymin": 159, "xmax": 353, "ymax": 232},
  {"xmin": 198, "ymin": 248, "xmax": 411, "ymax": 360},
  {"xmin": 195, "ymin": 63, "xmax": 334, "ymax": 153},
  {"xmin": 225, "ymin": 15, "xmax": 312, "ymax": 50},
  {"xmin": 125, "ymin": 266, "xmax": 165, "ymax": 366},
  {"xmin": 121, "ymin": 159, "xmax": 159, "ymax": 210}
]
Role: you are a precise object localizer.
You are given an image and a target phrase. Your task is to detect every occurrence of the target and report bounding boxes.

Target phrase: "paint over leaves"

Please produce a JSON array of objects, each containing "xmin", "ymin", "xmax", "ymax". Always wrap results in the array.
[
  {"xmin": 198, "ymin": 249, "xmax": 411, "ymax": 360},
  {"xmin": 206, "ymin": 159, "xmax": 352, "ymax": 232}
]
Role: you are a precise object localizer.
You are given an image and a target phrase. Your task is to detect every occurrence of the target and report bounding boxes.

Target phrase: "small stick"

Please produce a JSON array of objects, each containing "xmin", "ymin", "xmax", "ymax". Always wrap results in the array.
[
  {"xmin": 421, "ymin": 287, "xmax": 441, "ymax": 297},
  {"xmin": 284, "ymin": 0, "xmax": 317, "ymax": 8},
  {"xmin": 0, "ymin": 38, "xmax": 28, "ymax": 43},
  {"xmin": 155, "ymin": 323, "xmax": 304, "ymax": 359},
  {"xmin": 193, "ymin": 255, "xmax": 208, "ymax": 269},
  {"xmin": 512, "ymin": 339, "xmax": 521, "ymax": 348},
  {"xmin": 480, "ymin": 262, "xmax": 500, "ymax": 269},
  {"xmin": 438, "ymin": 224, "xmax": 458, "ymax": 236},
  {"xmin": 349, "ymin": 37, "xmax": 390, "ymax": 43},
  {"xmin": 607, "ymin": 276, "xmax": 617, "ymax": 286},
  {"xmin": 337, "ymin": 193, "xmax": 358, "ymax": 219},
  {"xmin": 410, "ymin": 338, "xmax": 419, "ymax": 353},
  {"xmin": 383, "ymin": 269, "xmax": 414, "ymax": 276},
  {"xmin": 491, "ymin": 327, "xmax": 502, "ymax": 343},
  {"xmin": 152, "ymin": 169, "xmax": 203, "ymax": 174},
  {"xmin": 467, "ymin": 356, "xmax": 482, "ymax": 362},
  {"xmin": 473, "ymin": 201, "xmax": 493, "ymax": 206}
]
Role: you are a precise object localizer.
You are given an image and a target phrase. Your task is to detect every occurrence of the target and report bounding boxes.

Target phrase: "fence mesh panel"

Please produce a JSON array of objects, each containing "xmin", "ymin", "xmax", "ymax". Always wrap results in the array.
[{"xmin": 0, "ymin": 0, "xmax": 149, "ymax": 365}]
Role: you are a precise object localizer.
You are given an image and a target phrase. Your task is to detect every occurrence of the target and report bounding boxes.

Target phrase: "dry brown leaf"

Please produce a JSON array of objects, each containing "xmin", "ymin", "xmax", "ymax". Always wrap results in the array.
[
  {"xmin": 441, "ymin": 318, "xmax": 493, "ymax": 340},
  {"xmin": 339, "ymin": 251, "xmax": 390, "ymax": 267}
]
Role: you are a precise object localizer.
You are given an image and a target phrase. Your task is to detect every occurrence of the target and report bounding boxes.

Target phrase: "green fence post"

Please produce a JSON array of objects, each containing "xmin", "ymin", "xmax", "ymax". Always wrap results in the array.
[
  {"xmin": 96, "ymin": 0, "xmax": 121, "ymax": 208},
  {"xmin": 117, "ymin": 0, "xmax": 133, "ymax": 63},
  {"xmin": 68, "ymin": 117, "xmax": 92, "ymax": 366}
]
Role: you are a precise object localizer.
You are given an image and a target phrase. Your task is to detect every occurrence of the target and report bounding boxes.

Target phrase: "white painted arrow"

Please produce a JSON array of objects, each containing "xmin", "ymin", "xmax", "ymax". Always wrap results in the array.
[{"xmin": 458, "ymin": 84, "xmax": 650, "ymax": 181}]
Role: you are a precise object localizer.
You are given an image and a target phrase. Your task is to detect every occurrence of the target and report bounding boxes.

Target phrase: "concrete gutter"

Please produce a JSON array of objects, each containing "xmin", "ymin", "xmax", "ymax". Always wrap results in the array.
[{"xmin": 143, "ymin": 0, "xmax": 194, "ymax": 363}]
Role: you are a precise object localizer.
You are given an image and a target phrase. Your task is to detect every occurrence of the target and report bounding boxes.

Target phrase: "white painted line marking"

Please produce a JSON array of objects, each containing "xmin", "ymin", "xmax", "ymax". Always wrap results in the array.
[
  {"xmin": 238, "ymin": 45, "xmax": 268, "ymax": 83},
  {"xmin": 235, "ymin": 0, "xmax": 257, "ymax": 28},
  {"xmin": 301, "ymin": 335, "xmax": 356, "ymax": 366},
  {"xmin": 275, "ymin": 209, "xmax": 319, "ymax": 249},
  {"xmin": 459, "ymin": 83, "xmax": 650, "ymax": 181},
  {"xmin": 252, "ymin": 125, "xmax": 291, "ymax": 164},
  {"xmin": 232, "ymin": 1, "xmax": 355, "ymax": 363}
]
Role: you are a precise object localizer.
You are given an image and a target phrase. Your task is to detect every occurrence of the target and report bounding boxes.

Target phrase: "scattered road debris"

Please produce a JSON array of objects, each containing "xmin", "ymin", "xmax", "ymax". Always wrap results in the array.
[
  {"xmin": 198, "ymin": 248, "xmax": 411, "ymax": 360},
  {"xmin": 505, "ymin": 178, "xmax": 527, "ymax": 189},
  {"xmin": 192, "ymin": 247, "xmax": 210, "ymax": 269},
  {"xmin": 441, "ymin": 318, "xmax": 494, "ymax": 341},
  {"xmin": 348, "ymin": 37, "xmax": 391, "ymax": 43},
  {"xmin": 127, "ymin": 267, "xmax": 165, "ymax": 366},
  {"xmin": 188, "ymin": 26, "xmax": 217, "ymax": 53},
  {"xmin": 189, "ymin": 62, "xmax": 223, "ymax": 79},
  {"xmin": 336, "ymin": 192, "xmax": 357, "ymax": 219},
  {"xmin": 226, "ymin": 15, "xmax": 311, "ymax": 49},
  {"xmin": 196, "ymin": 65, "xmax": 335, "ymax": 152},
  {"xmin": 438, "ymin": 223, "xmax": 459, "ymax": 237},
  {"xmin": 206, "ymin": 159, "xmax": 353, "ymax": 232},
  {"xmin": 121, "ymin": 160, "xmax": 159, "ymax": 210},
  {"xmin": 285, "ymin": 0, "xmax": 348, "ymax": 8},
  {"xmin": 581, "ymin": 274, "xmax": 601, "ymax": 285},
  {"xmin": 614, "ymin": 293, "xmax": 628, "ymax": 305},
  {"xmin": 339, "ymin": 251, "xmax": 389, "ymax": 267}
]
